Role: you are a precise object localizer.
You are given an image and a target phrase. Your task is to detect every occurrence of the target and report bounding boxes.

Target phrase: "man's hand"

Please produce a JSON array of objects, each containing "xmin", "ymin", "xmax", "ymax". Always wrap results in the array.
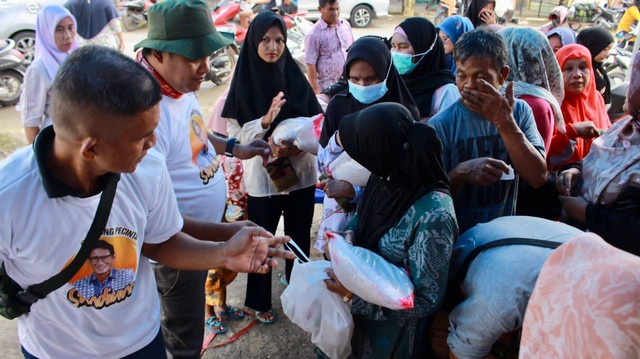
[
  {"xmin": 555, "ymin": 167, "xmax": 581, "ymax": 196},
  {"xmin": 268, "ymin": 138, "xmax": 302, "ymax": 157},
  {"xmin": 261, "ymin": 92, "xmax": 286, "ymax": 129},
  {"xmin": 456, "ymin": 157, "xmax": 511, "ymax": 186},
  {"xmin": 233, "ymin": 139, "xmax": 272, "ymax": 166},
  {"xmin": 571, "ymin": 121, "xmax": 600, "ymax": 138},
  {"xmin": 462, "ymin": 80, "xmax": 515, "ymax": 129},
  {"xmin": 222, "ymin": 227, "xmax": 295, "ymax": 274},
  {"xmin": 319, "ymin": 179, "xmax": 356, "ymax": 199},
  {"xmin": 224, "ymin": 220, "xmax": 258, "ymax": 235},
  {"xmin": 559, "ymin": 195, "xmax": 588, "ymax": 223}
]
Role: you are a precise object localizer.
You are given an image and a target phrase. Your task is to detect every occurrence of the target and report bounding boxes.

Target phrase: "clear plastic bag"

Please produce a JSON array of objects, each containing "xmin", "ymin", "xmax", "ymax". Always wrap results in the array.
[
  {"xmin": 327, "ymin": 232, "xmax": 415, "ymax": 310},
  {"xmin": 271, "ymin": 114, "xmax": 324, "ymax": 154},
  {"xmin": 325, "ymin": 152, "xmax": 371, "ymax": 187},
  {"xmin": 281, "ymin": 259, "xmax": 353, "ymax": 359}
]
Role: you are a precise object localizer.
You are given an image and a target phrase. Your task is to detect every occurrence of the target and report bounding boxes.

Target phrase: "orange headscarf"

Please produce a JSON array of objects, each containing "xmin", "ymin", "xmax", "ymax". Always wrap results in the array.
[{"xmin": 554, "ymin": 44, "xmax": 611, "ymax": 161}]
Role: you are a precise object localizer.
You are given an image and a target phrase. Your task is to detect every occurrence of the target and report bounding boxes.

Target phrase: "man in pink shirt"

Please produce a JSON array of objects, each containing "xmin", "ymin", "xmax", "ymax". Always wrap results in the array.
[{"xmin": 305, "ymin": 0, "xmax": 354, "ymax": 94}]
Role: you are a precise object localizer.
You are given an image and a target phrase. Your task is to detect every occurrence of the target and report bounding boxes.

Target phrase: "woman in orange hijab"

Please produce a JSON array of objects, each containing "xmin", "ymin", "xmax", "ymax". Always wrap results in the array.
[{"xmin": 547, "ymin": 44, "xmax": 611, "ymax": 171}]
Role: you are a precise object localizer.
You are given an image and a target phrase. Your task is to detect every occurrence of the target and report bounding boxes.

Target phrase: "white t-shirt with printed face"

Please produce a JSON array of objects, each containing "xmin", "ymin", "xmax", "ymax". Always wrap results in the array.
[
  {"xmin": 154, "ymin": 93, "xmax": 226, "ymax": 222},
  {"xmin": 0, "ymin": 148, "xmax": 183, "ymax": 359}
]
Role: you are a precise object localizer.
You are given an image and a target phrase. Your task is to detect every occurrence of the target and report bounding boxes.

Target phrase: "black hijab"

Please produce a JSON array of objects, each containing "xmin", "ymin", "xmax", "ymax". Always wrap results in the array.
[
  {"xmin": 64, "ymin": 0, "xmax": 118, "ymax": 39},
  {"xmin": 577, "ymin": 27, "xmax": 614, "ymax": 104},
  {"xmin": 319, "ymin": 36, "xmax": 419, "ymax": 147},
  {"xmin": 396, "ymin": 17, "xmax": 455, "ymax": 117},
  {"xmin": 222, "ymin": 12, "xmax": 321, "ymax": 137},
  {"xmin": 463, "ymin": 0, "xmax": 495, "ymax": 27},
  {"xmin": 340, "ymin": 103, "xmax": 450, "ymax": 252}
]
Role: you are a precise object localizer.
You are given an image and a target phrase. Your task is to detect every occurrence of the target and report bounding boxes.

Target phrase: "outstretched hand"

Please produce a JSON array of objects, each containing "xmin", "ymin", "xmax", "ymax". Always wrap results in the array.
[
  {"xmin": 233, "ymin": 139, "xmax": 272, "ymax": 166},
  {"xmin": 462, "ymin": 80, "xmax": 515, "ymax": 129},
  {"xmin": 222, "ymin": 226, "xmax": 295, "ymax": 274}
]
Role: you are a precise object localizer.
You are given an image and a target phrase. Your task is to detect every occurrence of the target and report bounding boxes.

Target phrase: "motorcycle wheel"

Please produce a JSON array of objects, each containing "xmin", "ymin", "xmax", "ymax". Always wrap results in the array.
[
  {"xmin": 123, "ymin": 10, "xmax": 143, "ymax": 31},
  {"xmin": 434, "ymin": 12, "xmax": 447, "ymax": 26},
  {"xmin": 0, "ymin": 70, "xmax": 23, "ymax": 107},
  {"xmin": 568, "ymin": 22, "xmax": 583, "ymax": 31},
  {"xmin": 209, "ymin": 47, "xmax": 237, "ymax": 86}
]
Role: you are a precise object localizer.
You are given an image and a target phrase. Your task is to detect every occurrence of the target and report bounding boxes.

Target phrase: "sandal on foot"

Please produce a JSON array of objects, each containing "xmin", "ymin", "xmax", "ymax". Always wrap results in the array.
[
  {"xmin": 205, "ymin": 317, "xmax": 227, "ymax": 334},
  {"xmin": 217, "ymin": 305, "xmax": 245, "ymax": 320},
  {"xmin": 254, "ymin": 310, "xmax": 275, "ymax": 324}
]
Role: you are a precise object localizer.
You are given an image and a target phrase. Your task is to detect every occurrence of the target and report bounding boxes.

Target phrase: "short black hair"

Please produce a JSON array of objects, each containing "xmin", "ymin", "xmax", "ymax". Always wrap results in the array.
[
  {"xmin": 92, "ymin": 240, "xmax": 115, "ymax": 256},
  {"xmin": 318, "ymin": 0, "xmax": 338, "ymax": 8},
  {"xmin": 454, "ymin": 28, "xmax": 508, "ymax": 72},
  {"xmin": 51, "ymin": 46, "xmax": 162, "ymax": 130}
]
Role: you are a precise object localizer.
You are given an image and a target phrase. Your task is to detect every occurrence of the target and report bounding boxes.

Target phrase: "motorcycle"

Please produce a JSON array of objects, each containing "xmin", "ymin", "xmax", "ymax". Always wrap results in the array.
[
  {"xmin": 433, "ymin": 0, "xmax": 462, "ymax": 26},
  {"xmin": 604, "ymin": 46, "xmax": 632, "ymax": 84},
  {"xmin": 607, "ymin": 80, "xmax": 628, "ymax": 123},
  {"xmin": 122, "ymin": 0, "xmax": 154, "ymax": 32},
  {"xmin": 283, "ymin": 13, "xmax": 313, "ymax": 74},
  {"xmin": 0, "ymin": 39, "xmax": 26, "ymax": 107},
  {"xmin": 592, "ymin": 3, "xmax": 626, "ymax": 30}
]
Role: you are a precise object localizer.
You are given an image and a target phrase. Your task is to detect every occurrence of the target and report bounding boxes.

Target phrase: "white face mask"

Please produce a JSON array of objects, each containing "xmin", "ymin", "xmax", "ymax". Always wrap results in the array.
[{"xmin": 348, "ymin": 61, "xmax": 392, "ymax": 104}]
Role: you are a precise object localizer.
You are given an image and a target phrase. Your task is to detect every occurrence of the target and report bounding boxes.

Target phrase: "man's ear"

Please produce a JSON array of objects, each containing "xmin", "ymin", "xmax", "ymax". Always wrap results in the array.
[
  {"xmin": 318, "ymin": 5, "xmax": 322, "ymax": 12},
  {"xmin": 499, "ymin": 65, "xmax": 510, "ymax": 85},
  {"xmin": 80, "ymin": 137, "xmax": 99, "ymax": 162}
]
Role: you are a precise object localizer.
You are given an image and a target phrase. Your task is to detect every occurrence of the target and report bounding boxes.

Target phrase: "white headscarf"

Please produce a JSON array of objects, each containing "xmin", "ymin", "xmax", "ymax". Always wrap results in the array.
[{"xmin": 35, "ymin": 5, "xmax": 78, "ymax": 79}]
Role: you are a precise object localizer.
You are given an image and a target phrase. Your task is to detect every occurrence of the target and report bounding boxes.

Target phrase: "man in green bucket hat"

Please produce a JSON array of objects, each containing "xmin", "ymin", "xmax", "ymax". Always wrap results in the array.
[{"xmin": 134, "ymin": 1, "xmax": 272, "ymax": 357}]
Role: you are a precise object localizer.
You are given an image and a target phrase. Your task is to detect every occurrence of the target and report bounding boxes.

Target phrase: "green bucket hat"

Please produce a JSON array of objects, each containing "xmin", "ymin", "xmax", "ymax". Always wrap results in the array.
[{"xmin": 134, "ymin": 0, "xmax": 232, "ymax": 59}]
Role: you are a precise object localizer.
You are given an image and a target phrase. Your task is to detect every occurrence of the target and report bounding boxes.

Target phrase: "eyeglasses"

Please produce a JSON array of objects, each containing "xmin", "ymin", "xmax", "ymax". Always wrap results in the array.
[{"xmin": 89, "ymin": 255, "xmax": 113, "ymax": 264}]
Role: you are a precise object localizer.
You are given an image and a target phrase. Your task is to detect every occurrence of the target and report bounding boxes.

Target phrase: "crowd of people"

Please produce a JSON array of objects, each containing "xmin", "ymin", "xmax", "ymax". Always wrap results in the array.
[{"xmin": 1, "ymin": 0, "xmax": 639, "ymax": 358}]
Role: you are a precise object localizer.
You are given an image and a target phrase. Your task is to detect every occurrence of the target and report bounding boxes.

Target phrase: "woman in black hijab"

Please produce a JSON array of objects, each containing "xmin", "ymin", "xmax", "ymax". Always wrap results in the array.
[
  {"xmin": 316, "ymin": 36, "xmax": 419, "ymax": 236},
  {"xmin": 391, "ymin": 17, "xmax": 458, "ymax": 120},
  {"xmin": 463, "ymin": 0, "xmax": 497, "ymax": 27},
  {"xmin": 223, "ymin": 11, "xmax": 321, "ymax": 324},
  {"xmin": 319, "ymin": 36, "xmax": 419, "ymax": 147},
  {"xmin": 577, "ymin": 27, "xmax": 615, "ymax": 104},
  {"xmin": 323, "ymin": 103, "xmax": 458, "ymax": 358}
]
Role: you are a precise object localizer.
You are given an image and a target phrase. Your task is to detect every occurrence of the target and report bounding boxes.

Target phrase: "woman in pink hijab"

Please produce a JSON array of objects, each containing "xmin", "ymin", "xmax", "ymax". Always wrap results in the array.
[{"xmin": 19, "ymin": 4, "xmax": 78, "ymax": 144}]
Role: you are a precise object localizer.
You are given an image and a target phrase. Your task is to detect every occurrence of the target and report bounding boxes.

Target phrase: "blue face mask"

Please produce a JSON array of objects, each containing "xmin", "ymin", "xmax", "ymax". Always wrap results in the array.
[
  {"xmin": 348, "ymin": 62, "xmax": 392, "ymax": 104},
  {"xmin": 390, "ymin": 37, "xmax": 437, "ymax": 75}
]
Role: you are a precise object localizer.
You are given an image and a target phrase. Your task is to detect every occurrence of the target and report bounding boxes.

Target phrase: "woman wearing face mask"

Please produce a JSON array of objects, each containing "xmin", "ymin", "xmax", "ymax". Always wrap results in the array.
[
  {"xmin": 437, "ymin": 15, "xmax": 474, "ymax": 76},
  {"xmin": 18, "ymin": 4, "xmax": 78, "ymax": 144},
  {"xmin": 576, "ymin": 27, "xmax": 615, "ymax": 105},
  {"xmin": 223, "ymin": 11, "xmax": 322, "ymax": 324},
  {"xmin": 391, "ymin": 17, "xmax": 459, "ymax": 121},
  {"xmin": 316, "ymin": 37, "xmax": 419, "ymax": 249},
  {"xmin": 547, "ymin": 44, "xmax": 611, "ymax": 172}
]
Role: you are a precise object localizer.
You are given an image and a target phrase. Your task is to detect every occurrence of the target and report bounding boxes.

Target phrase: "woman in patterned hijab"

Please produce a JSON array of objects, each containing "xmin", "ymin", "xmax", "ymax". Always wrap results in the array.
[{"xmin": 500, "ymin": 26, "xmax": 565, "ymax": 150}]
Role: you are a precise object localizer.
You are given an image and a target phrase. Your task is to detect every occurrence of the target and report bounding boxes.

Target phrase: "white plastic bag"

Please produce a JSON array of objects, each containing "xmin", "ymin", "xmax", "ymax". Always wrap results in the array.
[
  {"xmin": 327, "ymin": 232, "xmax": 415, "ymax": 310},
  {"xmin": 325, "ymin": 152, "xmax": 371, "ymax": 187},
  {"xmin": 281, "ymin": 259, "xmax": 353, "ymax": 359},
  {"xmin": 271, "ymin": 114, "xmax": 324, "ymax": 154}
]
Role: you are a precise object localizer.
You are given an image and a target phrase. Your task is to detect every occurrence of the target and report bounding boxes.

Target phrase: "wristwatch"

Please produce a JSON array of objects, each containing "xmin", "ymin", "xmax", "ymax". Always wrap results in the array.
[{"xmin": 225, "ymin": 138, "xmax": 237, "ymax": 157}]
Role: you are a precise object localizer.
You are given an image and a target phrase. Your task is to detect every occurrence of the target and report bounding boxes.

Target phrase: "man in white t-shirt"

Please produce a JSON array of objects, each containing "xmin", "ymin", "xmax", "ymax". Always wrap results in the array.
[
  {"xmin": 132, "ymin": 1, "xmax": 272, "ymax": 357},
  {"xmin": 0, "ymin": 45, "xmax": 293, "ymax": 359}
]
